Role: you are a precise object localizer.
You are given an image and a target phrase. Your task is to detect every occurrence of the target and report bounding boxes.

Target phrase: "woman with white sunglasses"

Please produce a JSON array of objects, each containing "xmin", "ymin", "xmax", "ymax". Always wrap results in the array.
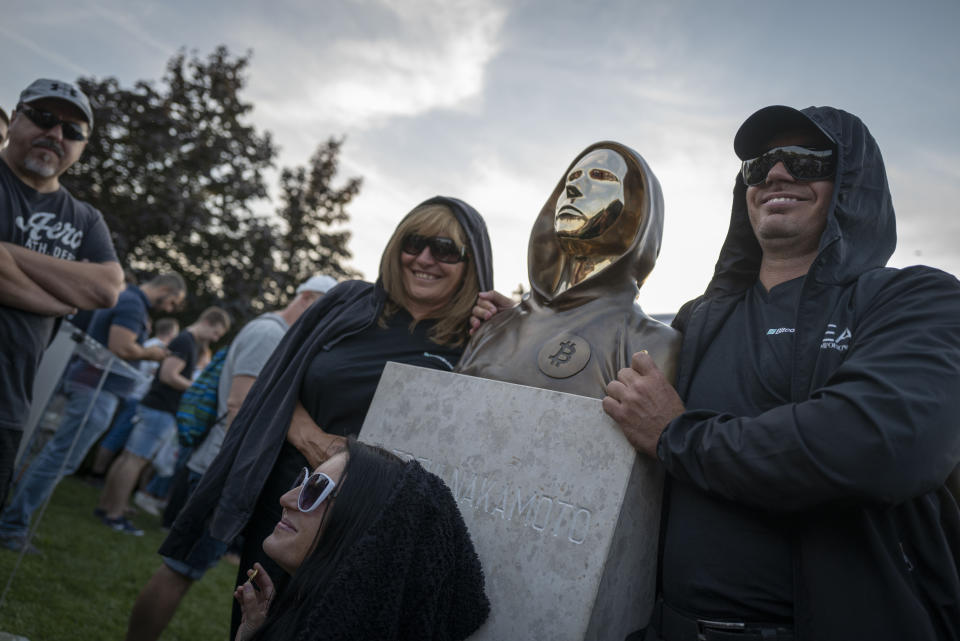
[{"xmin": 233, "ymin": 438, "xmax": 489, "ymax": 641}]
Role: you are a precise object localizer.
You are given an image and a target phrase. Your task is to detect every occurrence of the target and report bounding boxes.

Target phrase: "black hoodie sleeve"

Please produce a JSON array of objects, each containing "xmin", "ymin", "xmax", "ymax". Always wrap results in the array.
[{"xmin": 658, "ymin": 266, "xmax": 960, "ymax": 512}]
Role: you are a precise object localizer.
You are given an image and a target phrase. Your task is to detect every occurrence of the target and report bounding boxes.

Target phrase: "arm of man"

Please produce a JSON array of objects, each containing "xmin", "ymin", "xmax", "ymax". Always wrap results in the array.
[
  {"xmin": 1, "ymin": 242, "xmax": 123, "ymax": 309},
  {"xmin": 608, "ymin": 269, "xmax": 960, "ymax": 512},
  {"xmin": 285, "ymin": 401, "xmax": 346, "ymax": 470},
  {"xmin": 223, "ymin": 375, "xmax": 256, "ymax": 433},
  {"xmin": 0, "ymin": 243, "xmax": 76, "ymax": 315},
  {"xmin": 157, "ymin": 354, "xmax": 193, "ymax": 391},
  {"xmin": 107, "ymin": 325, "xmax": 168, "ymax": 362}
]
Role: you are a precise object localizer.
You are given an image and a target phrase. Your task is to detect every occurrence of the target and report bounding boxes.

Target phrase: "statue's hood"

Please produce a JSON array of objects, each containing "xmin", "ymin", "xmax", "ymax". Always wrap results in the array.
[{"xmin": 527, "ymin": 141, "xmax": 664, "ymax": 307}]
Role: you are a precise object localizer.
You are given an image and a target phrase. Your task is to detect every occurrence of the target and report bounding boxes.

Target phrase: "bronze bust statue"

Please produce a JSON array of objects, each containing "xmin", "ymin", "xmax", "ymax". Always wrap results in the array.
[{"xmin": 456, "ymin": 141, "xmax": 680, "ymax": 398}]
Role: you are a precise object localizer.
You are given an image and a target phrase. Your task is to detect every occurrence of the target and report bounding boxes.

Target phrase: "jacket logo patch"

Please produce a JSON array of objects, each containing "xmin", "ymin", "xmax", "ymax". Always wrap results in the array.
[
  {"xmin": 821, "ymin": 324, "xmax": 852, "ymax": 352},
  {"xmin": 766, "ymin": 327, "xmax": 795, "ymax": 335}
]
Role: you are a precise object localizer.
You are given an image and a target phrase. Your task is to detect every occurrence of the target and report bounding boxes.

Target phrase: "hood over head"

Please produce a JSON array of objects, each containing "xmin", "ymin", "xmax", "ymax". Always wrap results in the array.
[
  {"xmin": 528, "ymin": 141, "xmax": 664, "ymax": 304},
  {"xmin": 379, "ymin": 195, "xmax": 494, "ymax": 292},
  {"xmin": 706, "ymin": 106, "xmax": 896, "ymax": 297},
  {"xmin": 293, "ymin": 459, "xmax": 490, "ymax": 641}
]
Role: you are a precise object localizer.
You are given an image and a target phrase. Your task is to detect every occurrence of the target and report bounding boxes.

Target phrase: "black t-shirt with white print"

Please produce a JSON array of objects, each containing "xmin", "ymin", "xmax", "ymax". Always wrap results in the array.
[{"xmin": 0, "ymin": 159, "xmax": 118, "ymax": 432}]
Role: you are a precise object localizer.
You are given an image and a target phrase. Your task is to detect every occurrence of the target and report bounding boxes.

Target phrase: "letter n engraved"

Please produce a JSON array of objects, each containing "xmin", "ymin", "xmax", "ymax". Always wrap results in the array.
[{"xmin": 491, "ymin": 487, "xmax": 508, "ymax": 518}]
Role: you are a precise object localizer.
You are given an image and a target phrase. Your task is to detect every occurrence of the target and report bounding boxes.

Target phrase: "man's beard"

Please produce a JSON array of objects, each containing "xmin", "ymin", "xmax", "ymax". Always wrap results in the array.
[
  {"xmin": 24, "ymin": 155, "xmax": 58, "ymax": 177},
  {"xmin": 24, "ymin": 139, "xmax": 63, "ymax": 178}
]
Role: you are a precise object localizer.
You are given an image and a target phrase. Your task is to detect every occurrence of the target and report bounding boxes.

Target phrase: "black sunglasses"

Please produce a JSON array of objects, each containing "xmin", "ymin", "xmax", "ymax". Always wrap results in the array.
[
  {"xmin": 741, "ymin": 145, "xmax": 835, "ymax": 187},
  {"xmin": 290, "ymin": 467, "xmax": 338, "ymax": 513},
  {"xmin": 17, "ymin": 103, "xmax": 88, "ymax": 142},
  {"xmin": 401, "ymin": 234, "xmax": 468, "ymax": 264}
]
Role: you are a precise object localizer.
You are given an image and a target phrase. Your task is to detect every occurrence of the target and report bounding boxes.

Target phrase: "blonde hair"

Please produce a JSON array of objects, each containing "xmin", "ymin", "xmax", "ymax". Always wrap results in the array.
[{"xmin": 378, "ymin": 203, "xmax": 479, "ymax": 347}]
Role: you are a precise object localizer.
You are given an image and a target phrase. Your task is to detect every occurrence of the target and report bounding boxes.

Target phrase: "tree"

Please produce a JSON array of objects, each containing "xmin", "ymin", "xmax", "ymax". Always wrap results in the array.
[
  {"xmin": 63, "ymin": 47, "xmax": 283, "ymax": 326},
  {"xmin": 274, "ymin": 138, "xmax": 362, "ymax": 302}
]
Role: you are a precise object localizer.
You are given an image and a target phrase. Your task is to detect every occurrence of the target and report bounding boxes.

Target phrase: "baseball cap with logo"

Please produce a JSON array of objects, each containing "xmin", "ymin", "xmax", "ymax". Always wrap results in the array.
[
  {"xmin": 19, "ymin": 78, "xmax": 94, "ymax": 129},
  {"xmin": 296, "ymin": 274, "xmax": 338, "ymax": 295}
]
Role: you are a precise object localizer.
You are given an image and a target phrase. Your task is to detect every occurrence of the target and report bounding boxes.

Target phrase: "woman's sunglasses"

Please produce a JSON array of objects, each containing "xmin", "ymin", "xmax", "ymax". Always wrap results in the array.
[
  {"xmin": 290, "ymin": 467, "xmax": 338, "ymax": 513},
  {"xmin": 401, "ymin": 234, "xmax": 468, "ymax": 264},
  {"xmin": 741, "ymin": 145, "xmax": 835, "ymax": 187},
  {"xmin": 17, "ymin": 103, "xmax": 89, "ymax": 142}
]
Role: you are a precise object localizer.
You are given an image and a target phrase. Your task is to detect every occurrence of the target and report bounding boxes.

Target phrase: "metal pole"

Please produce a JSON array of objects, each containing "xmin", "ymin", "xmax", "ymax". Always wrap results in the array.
[{"xmin": 0, "ymin": 355, "xmax": 114, "ymax": 609}]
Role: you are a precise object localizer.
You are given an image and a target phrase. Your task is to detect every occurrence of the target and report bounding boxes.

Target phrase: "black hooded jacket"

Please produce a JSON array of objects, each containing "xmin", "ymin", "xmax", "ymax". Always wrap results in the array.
[
  {"xmin": 664, "ymin": 108, "xmax": 960, "ymax": 640},
  {"xmin": 160, "ymin": 196, "xmax": 493, "ymax": 554}
]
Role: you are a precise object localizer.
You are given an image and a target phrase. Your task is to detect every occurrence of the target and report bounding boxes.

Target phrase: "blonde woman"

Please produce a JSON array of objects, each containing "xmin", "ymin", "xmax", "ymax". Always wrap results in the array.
[{"xmin": 156, "ymin": 197, "xmax": 493, "ymax": 640}]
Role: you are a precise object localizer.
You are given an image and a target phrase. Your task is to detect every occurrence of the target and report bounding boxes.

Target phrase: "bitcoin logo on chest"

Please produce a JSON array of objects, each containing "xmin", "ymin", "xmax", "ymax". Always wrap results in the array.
[{"xmin": 537, "ymin": 334, "xmax": 591, "ymax": 379}]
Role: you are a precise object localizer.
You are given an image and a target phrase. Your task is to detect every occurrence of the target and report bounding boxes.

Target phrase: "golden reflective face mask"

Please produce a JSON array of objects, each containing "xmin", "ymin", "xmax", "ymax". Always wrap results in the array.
[{"xmin": 554, "ymin": 148, "xmax": 627, "ymax": 240}]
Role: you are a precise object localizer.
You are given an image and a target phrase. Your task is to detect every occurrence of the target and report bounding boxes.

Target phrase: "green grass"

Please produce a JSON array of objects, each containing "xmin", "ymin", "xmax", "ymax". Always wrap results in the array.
[{"xmin": 0, "ymin": 477, "xmax": 236, "ymax": 640}]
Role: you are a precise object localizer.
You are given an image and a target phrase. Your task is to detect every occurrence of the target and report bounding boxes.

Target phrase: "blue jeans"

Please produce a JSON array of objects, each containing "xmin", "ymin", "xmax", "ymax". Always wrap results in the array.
[
  {"xmin": 99, "ymin": 396, "xmax": 141, "ymax": 453},
  {"xmin": 124, "ymin": 406, "xmax": 176, "ymax": 459},
  {"xmin": 0, "ymin": 381, "xmax": 119, "ymax": 539}
]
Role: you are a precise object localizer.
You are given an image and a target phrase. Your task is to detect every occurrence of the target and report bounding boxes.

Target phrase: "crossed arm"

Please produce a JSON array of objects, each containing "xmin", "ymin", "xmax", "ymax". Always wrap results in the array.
[
  {"xmin": 0, "ymin": 243, "xmax": 76, "ymax": 315},
  {"xmin": 0, "ymin": 241, "xmax": 123, "ymax": 313}
]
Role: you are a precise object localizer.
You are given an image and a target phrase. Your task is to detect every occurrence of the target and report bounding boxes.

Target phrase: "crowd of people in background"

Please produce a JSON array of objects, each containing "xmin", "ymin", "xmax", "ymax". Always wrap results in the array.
[{"xmin": 0, "ymin": 74, "xmax": 958, "ymax": 641}]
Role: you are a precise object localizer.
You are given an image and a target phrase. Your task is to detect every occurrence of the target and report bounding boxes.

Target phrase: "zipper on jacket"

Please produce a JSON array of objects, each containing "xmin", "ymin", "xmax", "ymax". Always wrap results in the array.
[{"xmin": 898, "ymin": 542, "xmax": 915, "ymax": 572}]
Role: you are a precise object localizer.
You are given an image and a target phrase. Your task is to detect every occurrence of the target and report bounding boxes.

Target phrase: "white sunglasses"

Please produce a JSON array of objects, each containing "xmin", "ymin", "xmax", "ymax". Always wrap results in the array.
[{"xmin": 291, "ymin": 467, "xmax": 338, "ymax": 512}]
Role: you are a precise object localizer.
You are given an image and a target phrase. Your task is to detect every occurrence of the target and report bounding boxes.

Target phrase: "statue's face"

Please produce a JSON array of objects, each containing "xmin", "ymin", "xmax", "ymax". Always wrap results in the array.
[{"xmin": 554, "ymin": 149, "xmax": 627, "ymax": 239}]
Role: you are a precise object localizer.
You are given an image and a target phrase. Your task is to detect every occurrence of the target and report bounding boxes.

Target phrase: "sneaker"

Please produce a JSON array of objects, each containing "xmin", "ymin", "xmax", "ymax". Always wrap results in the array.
[
  {"xmin": 104, "ymin": 516, "xmax": 144, "ymax": 536},
  {"xmin": 0, "ymin": 535, "xmax": 42, "ymax": 556},
  {"xmin": 133, "ymin": 491, "xmax": 161, "ymax": 516}
]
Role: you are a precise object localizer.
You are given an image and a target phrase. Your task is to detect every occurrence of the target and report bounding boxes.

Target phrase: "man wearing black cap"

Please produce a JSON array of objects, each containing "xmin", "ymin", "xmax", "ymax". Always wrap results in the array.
[
  {"xmin": 0, "ymin": 79, "xmax": 124, "ymax": 507},
  {"xmin": 603, "ymin": 106, "xmax": 960, "ymax": 640}
]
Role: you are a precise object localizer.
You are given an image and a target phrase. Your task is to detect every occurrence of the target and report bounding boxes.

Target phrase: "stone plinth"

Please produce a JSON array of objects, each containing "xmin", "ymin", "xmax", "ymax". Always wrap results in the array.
[{"xmin": 361, "ymin": 363, "xmax": 663, "ymax": 641}]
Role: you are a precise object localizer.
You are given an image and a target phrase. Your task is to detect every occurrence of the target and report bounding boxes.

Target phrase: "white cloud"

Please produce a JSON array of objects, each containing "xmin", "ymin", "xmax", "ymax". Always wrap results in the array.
[
  {"xmin": 887, "ymin": 154, "xmax": 960, "ymax": 278},
  {"xmin": 455, "ymin": 154, "xmax": 554, "ymax": 292},
  {"xmin": 250, "ymin": 0, "xmax": 506, "ymax": 130}
]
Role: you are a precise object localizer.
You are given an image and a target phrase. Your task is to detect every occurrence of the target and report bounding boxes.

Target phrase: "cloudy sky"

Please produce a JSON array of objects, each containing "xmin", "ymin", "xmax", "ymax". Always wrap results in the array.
[{"xmin": 3, "ymin": 0, "xmax": 958, "ymax": 313}]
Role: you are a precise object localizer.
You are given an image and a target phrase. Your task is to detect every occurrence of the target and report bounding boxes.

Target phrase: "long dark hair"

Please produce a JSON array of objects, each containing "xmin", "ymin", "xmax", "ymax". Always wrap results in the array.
[{"xmin": 250, "ymin": 439, "xmax": 405, "ymax": 640}]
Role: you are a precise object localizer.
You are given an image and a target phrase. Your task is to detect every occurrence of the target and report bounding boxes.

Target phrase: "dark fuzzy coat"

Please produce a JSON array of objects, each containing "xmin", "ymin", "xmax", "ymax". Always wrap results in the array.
[{"xmin": 286, "ymin": 461, "xmax": 490, "ymax": 641}]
